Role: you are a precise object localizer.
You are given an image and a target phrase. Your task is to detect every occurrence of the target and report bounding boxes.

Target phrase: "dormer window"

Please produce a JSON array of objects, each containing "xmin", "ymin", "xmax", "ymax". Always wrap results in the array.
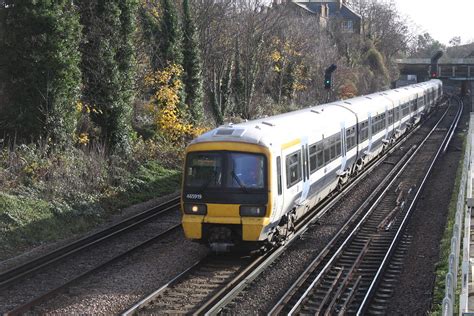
[{"xmin": 342, "ymin": 20, "xmax": 353, "ymax": 32}]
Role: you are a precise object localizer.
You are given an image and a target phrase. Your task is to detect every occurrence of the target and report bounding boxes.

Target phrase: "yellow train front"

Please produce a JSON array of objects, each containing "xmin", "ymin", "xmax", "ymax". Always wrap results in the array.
[{"xmin": 181, "ymin": 138, "xmax": 273, "ymax": 252}]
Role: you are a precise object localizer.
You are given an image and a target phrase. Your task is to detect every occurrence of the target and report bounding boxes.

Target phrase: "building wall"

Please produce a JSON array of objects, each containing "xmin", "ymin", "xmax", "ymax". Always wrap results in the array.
[{"xmin": 274, "ymin": 0, "xmax": 361, "ymax": 34}]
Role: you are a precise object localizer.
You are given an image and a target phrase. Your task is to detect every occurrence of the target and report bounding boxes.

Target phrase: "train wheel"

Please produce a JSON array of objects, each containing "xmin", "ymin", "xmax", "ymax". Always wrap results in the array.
[
  {"xmin": 273, "ymin": 214, "xmax": 295, "ymax": 246},
  {"xmin": 351, "ymin": 166, "xmax": 359, "ymax": 177}
]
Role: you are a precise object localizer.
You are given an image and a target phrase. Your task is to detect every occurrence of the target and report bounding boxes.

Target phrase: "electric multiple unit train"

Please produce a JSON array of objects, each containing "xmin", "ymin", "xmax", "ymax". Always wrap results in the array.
[{"xmin": 181, "ymin": 80, "xmax": 443, "ymax": 252}]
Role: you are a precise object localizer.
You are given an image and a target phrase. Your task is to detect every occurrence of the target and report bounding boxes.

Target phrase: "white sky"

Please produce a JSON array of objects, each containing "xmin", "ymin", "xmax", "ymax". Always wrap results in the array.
[
  {"xmin": 263, "ymin": 0, "xmax": 473, "ymax": 45},
  {"xmin": 393, "ymin": 0, "xmax": 474, "ymax": 45}
]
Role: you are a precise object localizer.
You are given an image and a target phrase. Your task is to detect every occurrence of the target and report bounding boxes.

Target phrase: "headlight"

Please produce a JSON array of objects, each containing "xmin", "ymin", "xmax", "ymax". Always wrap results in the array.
[
  {"xmin": 240, "ymin": 205, "xmax": 266, "ymax": 217},
  {"xmin": 184, "ymin": 203, "xmax": 207, "ymax": 215}
]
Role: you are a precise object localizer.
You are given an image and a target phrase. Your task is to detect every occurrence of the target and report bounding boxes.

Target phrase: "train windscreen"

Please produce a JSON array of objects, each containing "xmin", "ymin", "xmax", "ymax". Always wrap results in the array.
[{"xmin": 185, "ymin": 151, "xmax": 266, "ymax": 191}]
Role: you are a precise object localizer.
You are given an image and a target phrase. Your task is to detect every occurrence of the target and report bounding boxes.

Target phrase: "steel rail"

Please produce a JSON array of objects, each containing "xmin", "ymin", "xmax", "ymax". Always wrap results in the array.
[
  {"xmin": 0, "ymin": 196, "xmax": 180, "ymax": 288},
  {"xmin": 119, "ymin": 99, "xmax": 450, "ymax": 316},
  {"xmin": 5, "ymin": 224, "xmax": 182, "ymax": 316},
  {"xmin": 120, "ymin": 258, "xmax": 204, "ymax": 316},
  {"xmin": 201, "ymin": 102, "xmax": 450, "ymax": 316},
  {"xmin": 356, "ymin": 96, "xmax": 463, "ymax": 314},
  {"xmin": 286, "ymin": 103, "xmax": 454, "ymax": 315},
  {"xmin": 267, "ymin": 101, "xmax": 453, "ymax": 315},
  {"xmin": 120, "ymin": 121, "xmax": 423, "ymax": 316},
  {"xmin": 443, "ymin": 96, "xmax": 463, "ymax": 153},
  {"xmin": 267, "ymin": 144, "xmax": 417, "ymax": 315},
  {"xmin": 121, "ymin": 253, "xmax": 270, "ymax": 316}
]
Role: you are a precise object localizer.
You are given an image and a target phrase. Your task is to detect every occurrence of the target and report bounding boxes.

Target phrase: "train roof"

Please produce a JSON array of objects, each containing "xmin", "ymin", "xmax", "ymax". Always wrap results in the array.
[
  {"xmin": 193, "ymin": 104, "xmax": 355, "ymax": 148},
  {"xmin": 189, "ymin": 80, "xmax": 442, "ymax": 150}
]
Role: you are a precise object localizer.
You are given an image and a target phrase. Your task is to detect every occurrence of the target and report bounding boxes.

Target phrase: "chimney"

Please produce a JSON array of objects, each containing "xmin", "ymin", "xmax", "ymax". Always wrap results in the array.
[{"xmin": 337, "ymin": 0, "xmax": 343, "ymax": 10}]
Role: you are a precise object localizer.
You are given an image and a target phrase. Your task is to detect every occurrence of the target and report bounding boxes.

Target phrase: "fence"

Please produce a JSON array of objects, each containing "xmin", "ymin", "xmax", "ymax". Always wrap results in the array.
[{"xmin": 443, "ymin": 114, "xmax": 473, "ymax": 315}]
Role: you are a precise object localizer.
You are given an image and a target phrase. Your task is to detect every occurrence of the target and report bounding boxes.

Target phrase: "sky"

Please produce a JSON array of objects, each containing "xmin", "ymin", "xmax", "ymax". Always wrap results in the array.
[
  {"xmin": 265, "ymin": 0, "xmax": 474, "ymax": 45},
  {"xmin": 388, "ymin": 0, "xmax": 474, "ymax": 45}
]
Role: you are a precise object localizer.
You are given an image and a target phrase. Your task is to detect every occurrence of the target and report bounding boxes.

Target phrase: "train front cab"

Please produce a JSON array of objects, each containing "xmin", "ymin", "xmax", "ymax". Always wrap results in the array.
[{"xmin": 181, "ymin": 142, "xmax": 273, "ymax": 251}]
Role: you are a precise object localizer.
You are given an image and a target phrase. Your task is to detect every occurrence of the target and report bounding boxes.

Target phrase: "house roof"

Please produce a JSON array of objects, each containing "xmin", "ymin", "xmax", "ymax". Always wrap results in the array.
[{"xmin": 292, "ymin": 1, "xmax": 361, "ymax": 20}]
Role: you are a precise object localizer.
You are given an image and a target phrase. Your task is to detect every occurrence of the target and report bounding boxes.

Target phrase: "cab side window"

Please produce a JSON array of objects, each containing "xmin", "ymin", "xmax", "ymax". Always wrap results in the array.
[{"xmin": 286, "ymin": 150, "xmax": 302, "ymax": 188}]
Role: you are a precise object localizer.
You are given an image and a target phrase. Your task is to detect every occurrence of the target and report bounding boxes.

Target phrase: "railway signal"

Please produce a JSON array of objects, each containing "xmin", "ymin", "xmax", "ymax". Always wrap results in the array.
[
  {"xmin": 324, "ymin": 64, "xmax": 337, "ymax": 90},
  {"xmin": 430, "ymin": 50, "xmax": 443, "ymax": 78}
]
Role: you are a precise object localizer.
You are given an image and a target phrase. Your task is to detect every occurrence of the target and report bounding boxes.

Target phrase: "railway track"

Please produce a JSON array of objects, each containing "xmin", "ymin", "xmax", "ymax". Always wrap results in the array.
[
  {"xmin": 268, "ymin": 97, "xmax": 461, "ymax": 315},
  {"xmin": 2, "ymin": 98, "xmax": 453, "ymax": 315},
  {"xmin": 121, "ymin": 99, "xmax": 453, "ymax": 315},
  {"xmin": 1, "ymin": 197, "xmax": 181, "ymax": 315}
]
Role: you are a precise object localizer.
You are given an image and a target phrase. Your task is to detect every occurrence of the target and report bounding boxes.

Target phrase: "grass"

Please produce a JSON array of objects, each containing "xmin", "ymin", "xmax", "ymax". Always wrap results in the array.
[
  {"xmin": 103, "ymin": 161, "xmax": 181, "ymax": 210},
  {"xmin": 0, "ymin": 192, "xmax": 102, "ymax": 257},
  {"xmin": 0, "ymin": 158, "xmax": 182, "ymax": 260}
]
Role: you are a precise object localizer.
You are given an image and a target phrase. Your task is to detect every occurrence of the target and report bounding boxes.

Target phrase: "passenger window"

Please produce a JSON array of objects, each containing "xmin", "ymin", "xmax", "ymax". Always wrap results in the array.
[
  {"xmin": 316, "ymin": 142, "xmax": 324, "ymax": 169},
  {"xmin": 309, "ymin": 145, "xmax": 317, "ymax": 173},
  {"xmin": 286, "ymin": 151, "xmax": 301, "ymax": 188},
  {"xmin": 323, "ymin": 138, "xmax": 330, "ymax": 163},
  {"xmin": 336, "ymin": 134, "xmax": 341, "ymax": 156},
  {"xmin": 330, "ymin": 142, "xmax": 336, "ymax": 159}
]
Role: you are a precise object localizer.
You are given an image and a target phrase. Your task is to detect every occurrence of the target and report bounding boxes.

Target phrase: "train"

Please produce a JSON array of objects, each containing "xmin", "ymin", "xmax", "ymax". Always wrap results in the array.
[{"xmin": 181, "ymin": 79, "xmax": 443, "ymax": 252}]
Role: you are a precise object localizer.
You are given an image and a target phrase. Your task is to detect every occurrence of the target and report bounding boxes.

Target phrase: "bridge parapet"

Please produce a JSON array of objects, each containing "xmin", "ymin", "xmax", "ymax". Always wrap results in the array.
[
  {"xmin": 397, "ymin": 58, "xmax": 474, "ymax": 65},
  {"xmin": 397, "ymin": 58, "xmax": 474, "ymax": 81}
]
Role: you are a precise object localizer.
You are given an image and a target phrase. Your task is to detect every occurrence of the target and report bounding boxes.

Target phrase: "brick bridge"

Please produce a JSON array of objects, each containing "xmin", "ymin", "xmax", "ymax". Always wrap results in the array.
[{"xmin": 397, "ymin": 58, "xmax": 474, "ymax": 107}]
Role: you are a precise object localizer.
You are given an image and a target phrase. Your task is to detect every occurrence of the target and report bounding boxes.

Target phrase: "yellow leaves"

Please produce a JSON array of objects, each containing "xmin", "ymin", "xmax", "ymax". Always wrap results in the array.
[
  {"xmin": 270, "ymin": 37, "xmax": 303, "ymax": 82},
  {"xmin": 190, "ymin": 126, "xmax": 209, "ymax": 138},
  {"xmin": 23, "ymin": 162, "xmax": 39, "ymax": 178},
  {"xmin": 293, "ymin": 82, "xmax": 307, "ymax": 92},
  {"xmin": 292, "ymin": 64, "xmax": 308, "ymax": 92},
  {"xmin": 145, "ymin": 63, "xmax": 183, "ymax": 87},
  {"xmin": 270, "ymin": 51, "xmax": 282, "ymax": 63},
  {"xmin": 141, "ymin": 0, "xmax": 161, "ymax": 19},
  {"xmin": 156, "ymin": 105, "xmax": 192, "ymax": 142},
  {"xmin": 75, "ymin": 100, "xmax": 83, "ymax": 113},
  {"xmin": 78, "ymin": 133, "xmax": 90, "ymax": 145},
  {"xmin": 75, "ymin": 100, "xmax": 100, "ymax": 146},
  {"xmin": 75, "ymin": 100, "xmax": 103, "ymax": 115},
  {"xmin": 270, "ymin": 37, "xmax": 302, "ymax": 65},
  {"xmin": 145, "ymin": 64, "xmax": 203, "ymax": 144}
]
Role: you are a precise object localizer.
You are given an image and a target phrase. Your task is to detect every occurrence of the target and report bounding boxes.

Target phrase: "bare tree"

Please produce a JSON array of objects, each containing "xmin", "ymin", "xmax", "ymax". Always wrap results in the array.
[{"xmin": 351, "ymin": 0, "xmax": 413, "ymax": 58}]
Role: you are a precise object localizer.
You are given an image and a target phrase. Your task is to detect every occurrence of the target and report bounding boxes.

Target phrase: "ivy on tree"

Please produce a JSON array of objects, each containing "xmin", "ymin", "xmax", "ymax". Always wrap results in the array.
[
  {"xmin": 78, "ymin": 0, "xmax": 138, "ymax": 152},
  {"xmin": 182, "ymin": 0, "xmax": 203, "ymax": 124},
  {"xmin": 0, "ymin": 0, "xmax": 82, "ymax": 144}
]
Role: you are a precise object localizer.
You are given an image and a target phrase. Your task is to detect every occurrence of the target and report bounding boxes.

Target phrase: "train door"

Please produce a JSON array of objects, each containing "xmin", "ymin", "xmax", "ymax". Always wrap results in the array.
[
  {"xmin": 367, "ymin": 113, "xmax": 373, "ymax": 153},
  {"xmin": 384, "ymin": 106, "xmax": 389, "ymax": 141},
  {"xmin": 274, "ymin": 155, "xmax": 284, "ymax": 221},
  {"xmin": 283, "ymin": 148, "xmax": 303, "ymax": 217},
  {"xmin": 415, "ymin": 94, "xmax": 419, "ymax": 115},
  {"xmin": 340, "ymin": 126, "xmax": 347, "ymax": 173},
  {"xmin": 397, "ymin": 101, "xmax": 402, "ymax": 128},
  {"xmin": 300, "ymin": 140, "xmax": 311, "ymax": 204},
  {"xmin": 425, "ymin": 90, "xmax": 429, "ymax": 112}
]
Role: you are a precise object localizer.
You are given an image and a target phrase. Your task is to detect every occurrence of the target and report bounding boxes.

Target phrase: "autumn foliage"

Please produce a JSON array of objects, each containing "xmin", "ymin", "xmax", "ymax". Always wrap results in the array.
[
  {"xmin": 145, "ymin": 64, "xmax": 206, "ymax": 143},
  {"xmin": 338, "ymin": 82, "xmax": 358, "ymax": 100}
]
